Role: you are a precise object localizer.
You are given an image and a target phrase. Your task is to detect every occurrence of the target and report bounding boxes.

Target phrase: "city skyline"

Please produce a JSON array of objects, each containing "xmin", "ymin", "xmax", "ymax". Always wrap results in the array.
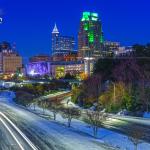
[
  {"xmin": 0, "ymin": 1, "xmax": 150, "ymax": 150},
  {"xmin": 0, "ymin": 0, "xmax": 150, "ymax": 62}
]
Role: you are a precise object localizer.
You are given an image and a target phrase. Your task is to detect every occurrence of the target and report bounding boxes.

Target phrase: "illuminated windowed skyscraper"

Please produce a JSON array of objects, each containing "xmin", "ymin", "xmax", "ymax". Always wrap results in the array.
[
  {"xmin": 78, "ymin": 12, "xmax": 104, "ymax": 59},
  {"xmin": 52, "ymin": 24, "xmax": 75, "ymax": 55},
  {"xmin": 52, "ymin": 24, "xmax": 60, "ymax": 55}
]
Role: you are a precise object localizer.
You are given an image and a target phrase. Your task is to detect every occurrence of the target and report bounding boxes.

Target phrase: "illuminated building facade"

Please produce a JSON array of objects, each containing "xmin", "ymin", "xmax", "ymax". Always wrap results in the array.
[
  {"xmin": 84, "ymin": 58, "xmax": 95, "ymax": 76},
  {"xmin": 103, "ymin": 41, "xmax": 120, "ymax": 56},
  {"xmin": 78, "ymin": 12, "xmax": 104, "ymax": 59},
  {"xmin": 115, "ymin": 46, "xmax": 133, "ymax": 56},
  {"xmin": 26, "ymin": 61, "xmax": 84, "ymax": 79},
  {"xmin": 50, "ymin": 61, "xmax": 84, "ymax": 79},
  {"xmin": 52, "ymin": 24, "xmax": 75, "ymax": 55},
  {"xmin": 26, "ymin": 62, "xmax": 50, "ymax": 76},
  {"xmin": 2, "ymin": 52, "xmax": 22, "ymax": 74},
  {"xmin": 52, "ymin": 51, "xmax": 78, "ymax": 62},
  {"xmin": 103, "ymin": 41, "xmax": 133, "ymax": 56},
  {"xmin": 0, "ymin": 41, "xmax": 22, "ymax": 75}
]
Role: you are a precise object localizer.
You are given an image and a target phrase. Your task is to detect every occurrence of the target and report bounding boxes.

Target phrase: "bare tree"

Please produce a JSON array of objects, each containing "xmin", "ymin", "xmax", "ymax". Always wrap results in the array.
[
  {"xmin": 37, "ymin": 99, "xmax": 49, "ymax": 114},
  {"xmin": 32, "ymin": 98, "xmax": 37, "ymax": 111},
  {"xmin": 139, "ymin": 79, "xmax": 150, "ymax": 112},
  {"xmin": 61, "ymin": 107, "xmax": 81, "ymax": 127},
  {"xmin": 128, "ymin": 126, "xmax": 146, "ymax": 150},
  {"xmin": 48, "ymin": 98, "xmax": 61, "ymax": 120},
  {"xmin": 84, "ymin": 110, "xmax": 107, "ymax": 138}
]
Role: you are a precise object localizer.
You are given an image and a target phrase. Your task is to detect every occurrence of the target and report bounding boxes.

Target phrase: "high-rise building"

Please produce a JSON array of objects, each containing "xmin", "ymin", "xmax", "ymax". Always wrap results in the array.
[
  {"xmin": 52, "ymin": 24, "xmax": 75, "ymax": 55},
  {"xmin": 78, "ymin": 12, "xmax": 104, "ymax": 59},
  {"xmin": 52, "ymin": 24, "xmax": 60, "ymax": 55}
]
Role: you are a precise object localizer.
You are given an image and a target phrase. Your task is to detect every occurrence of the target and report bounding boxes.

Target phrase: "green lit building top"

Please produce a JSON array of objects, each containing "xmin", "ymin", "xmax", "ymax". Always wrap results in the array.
[
  {"xmin": 81, "ymin": 12, "xmax": 99, "ymax": 22},
  {"xmin": 78, "ymin": 12, "xmax": 104, "ymax": 59}
]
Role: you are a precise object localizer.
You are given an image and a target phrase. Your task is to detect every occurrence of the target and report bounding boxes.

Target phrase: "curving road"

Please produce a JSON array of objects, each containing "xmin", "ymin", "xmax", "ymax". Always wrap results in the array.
[
  {"xmin": 0, "ymin": 117, "xmax": 18, "ymax": 150},
  {"xmin": 102, "ymin": 114, "xmax": 150, "ymax": 143},
  {"xmin": 0, "ymin": 112, "xmax": 38, "ymax": 150}
]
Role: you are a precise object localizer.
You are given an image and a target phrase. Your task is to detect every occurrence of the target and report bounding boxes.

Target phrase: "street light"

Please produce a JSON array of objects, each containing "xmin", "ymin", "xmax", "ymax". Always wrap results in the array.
[
  {"xmin": 107, "ymin": 80, "xmax": 116, "ymax": 103},
  {"xmin": 113, "ymin": 83, "xmax": 116, "ymax": 103}
]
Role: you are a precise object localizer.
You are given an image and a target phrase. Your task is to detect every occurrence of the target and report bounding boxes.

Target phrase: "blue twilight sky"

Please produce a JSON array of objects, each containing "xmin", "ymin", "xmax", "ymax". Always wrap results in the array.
[{"xmin": 0, "ymin": 0, "xmax": 150, "ymax": 62}]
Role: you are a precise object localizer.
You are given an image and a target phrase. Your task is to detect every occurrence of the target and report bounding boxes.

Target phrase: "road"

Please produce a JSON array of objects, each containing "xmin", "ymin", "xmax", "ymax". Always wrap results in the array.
[
  {"xmin": 0, "ymin": 116, "xmax": 19, "ymax": 150},
  {"xmin": 0, "ymin": 91, "xmax": 114, "ymax": 150},
  {"xmin": 35, "ymin": 91, "xmax": 70, "ymax": 101},
  {"xmin": 0, "ymin": 112, "xmax": 38, "ymax": 150},
  {"xmin": 102, "ymin": 114, "xmax": 150, "ymax": 143},
  {"xmin": 32, "ymin": 92, "xmax": 150, "ymax": 144},
  {"xmin": 63, "ymin": 95, "xmax": 150, "ymax": 143}
]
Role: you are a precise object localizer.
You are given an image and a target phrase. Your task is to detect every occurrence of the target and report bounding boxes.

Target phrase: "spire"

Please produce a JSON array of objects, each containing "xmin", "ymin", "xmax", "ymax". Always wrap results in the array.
[{"xmin": 52, "ymin": 23, "xmax": 59, "ymax": 34}]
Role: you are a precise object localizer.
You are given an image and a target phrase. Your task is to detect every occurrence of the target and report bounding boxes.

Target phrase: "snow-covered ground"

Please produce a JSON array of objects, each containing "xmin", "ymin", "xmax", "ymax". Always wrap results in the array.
[
  {"xmin": 143, "ymin": 112, "xmax": 150, "ymax": 118},
  {"xmin": 0, "ymin": 91, "xmax": 115, "ymax": 150},
  {"xmin": 29, "ymin": 104, "xmax": 150, "ymax": 150},
  {"xmin": 1, "ymin": 91, "xmax": 150, "ymax": 150},
  {"xmin": 0, "ymin": 91, "xmax": 15, "ymax": 103}
]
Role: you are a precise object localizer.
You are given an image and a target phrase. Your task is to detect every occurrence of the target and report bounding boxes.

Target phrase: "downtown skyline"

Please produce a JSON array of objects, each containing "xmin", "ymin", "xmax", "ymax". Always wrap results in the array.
[
  {"xmin": 0, "ymin": 0, "xmax": 150, "ymax": 62},
  {"xmin": 0, "ymin": 1, "xmax": 150, "ymax": 150}
]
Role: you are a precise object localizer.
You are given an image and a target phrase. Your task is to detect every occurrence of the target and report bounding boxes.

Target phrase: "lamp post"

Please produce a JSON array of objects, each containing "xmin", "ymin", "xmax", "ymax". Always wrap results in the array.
[
  {"xmin": 108, "ymin": 80, "xmax": 116, "ymax": 103},
  {"xmin": 113, "ymin": 83, "xmax": 116, "ymax": 103}
]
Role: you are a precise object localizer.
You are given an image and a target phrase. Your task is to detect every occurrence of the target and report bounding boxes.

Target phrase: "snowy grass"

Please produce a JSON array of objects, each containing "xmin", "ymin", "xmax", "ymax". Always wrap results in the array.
[
  {"xmin": 143, "ymin": 112, "xmax": 150, "ymax": 119},
  {"xmin": 1, "ymin": 91, "xmax": 150, "ymax": 150},
  {"xmin": 29, "ymin": 104, "xmax": 150, "ymax": 150}
]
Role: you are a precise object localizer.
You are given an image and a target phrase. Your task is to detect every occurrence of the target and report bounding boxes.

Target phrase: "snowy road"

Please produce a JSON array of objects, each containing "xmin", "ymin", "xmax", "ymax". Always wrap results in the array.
[
  {"xmin": 0, "ymin": 112, "xmax": 37, "ymax": 150},
  {"xmin": 0, "ymin": 116, "xmax": 19, "ymax": 149},
  {"xmin": 0, "ymin": 91, "xmax": 113, "ymax": 150},
  {"xmin": 103, "ymin": 114, "xmax": 150, "ymax": 143}
]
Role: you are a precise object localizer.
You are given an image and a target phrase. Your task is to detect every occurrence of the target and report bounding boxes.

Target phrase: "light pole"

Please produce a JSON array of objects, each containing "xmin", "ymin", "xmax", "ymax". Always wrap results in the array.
[{"xmin": 113, "ymin": 83, "xmax": 116, "ymax": 103}]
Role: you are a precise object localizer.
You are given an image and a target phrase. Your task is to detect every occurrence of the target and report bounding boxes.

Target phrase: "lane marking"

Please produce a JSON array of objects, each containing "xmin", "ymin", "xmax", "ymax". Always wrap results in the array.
[
  {"xmin": 0, "ymin": 116, "xmax": 24, "ymax": 150},
  {"xmin": 0, "ymin": 112, "xmax": 38, "ymax": 150}
]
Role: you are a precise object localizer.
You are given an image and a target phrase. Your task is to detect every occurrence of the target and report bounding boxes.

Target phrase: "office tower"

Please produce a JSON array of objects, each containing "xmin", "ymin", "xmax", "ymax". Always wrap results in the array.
[
  {"xmin": 52, "ymin": 24, "xmax": 60, "ymax": 55},
  {"xmin": 78, "ymin": 12, "xmax": 104, "ymax": 59},
  {"xmin": 51, "ymin": 24, "xmax": 75, "ymax": 55}
]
